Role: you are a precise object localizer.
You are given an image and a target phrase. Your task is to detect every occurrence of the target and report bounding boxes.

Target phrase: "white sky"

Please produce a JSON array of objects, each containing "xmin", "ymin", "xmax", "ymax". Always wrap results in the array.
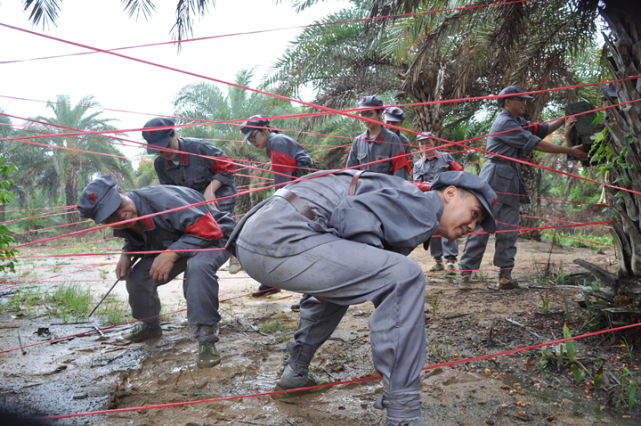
[{"xmin": 0, "ymin": 0, "xmax": 348, "ymax": 156}]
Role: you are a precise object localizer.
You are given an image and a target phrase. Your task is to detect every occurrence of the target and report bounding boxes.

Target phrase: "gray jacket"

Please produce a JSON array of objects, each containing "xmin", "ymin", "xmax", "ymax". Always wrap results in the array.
[
  {"xmin": 482, "ymin": 109, "xmax": 549, "ymax": 206},
  {"xmin": 116, "ymin": 185, "xmax": 235, "ymax": 258},
  {"xmin": 346, "ymin": 127, "xmax": 410, "ymax": 180},
  {"xmin": 154, "ymin": 138, "xmax": 237, "ymax": 208},
  {"xmin": 227, "ymin": 170, "xmax": 442, "ymax": 257}
]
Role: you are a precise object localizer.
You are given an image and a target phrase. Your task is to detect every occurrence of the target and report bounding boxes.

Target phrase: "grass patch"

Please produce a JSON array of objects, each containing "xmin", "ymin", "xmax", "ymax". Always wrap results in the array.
[
  {"xmin": 541, "ymin": 232, "xmax": 615, "ymax": 250},
  {"xmin": 47, "ymin": 283, "xmax": 93, "ymax": 322}
]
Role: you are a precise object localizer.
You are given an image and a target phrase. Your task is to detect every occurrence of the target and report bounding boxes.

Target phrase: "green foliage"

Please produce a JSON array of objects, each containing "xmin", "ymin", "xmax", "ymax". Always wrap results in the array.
[
  {"xmin": 541, "ymin": 232, "xmax": 614, "ymax": 250},
  {"xmin": 48, "ymin": 283, "xmax": 93, "ymax": 322},
  {"xmin": 0, "ymin": 156, "xmax": 18, "ymax": 273}
]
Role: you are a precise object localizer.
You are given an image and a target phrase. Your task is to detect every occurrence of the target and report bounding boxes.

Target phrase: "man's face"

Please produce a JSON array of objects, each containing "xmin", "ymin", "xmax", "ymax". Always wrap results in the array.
[
  {"xmin": 247, "ymin": 129, "xmax": 269, "ymax": 150},
  {"xmin": 156, "ymin": 133, "xmax": 180, "ymax": 161},
  {"xmin": 505, "ymin": 97, "xmax": 527, "ymax": 118},
  {"xmin": 360, "ymin": 110, "xmax": 382, "ymax": 132},
  {"xmin": 102, "ymin": 193, "xmax": 138, "ymax": 230},
  {"xmin": 437, "ymin": 186, "xmax": 486, "ymax": 240},
  {"xmin": 418, "ymin": 137, "xmax": 436, "ymax": 156},
  {"xmin": 384, "ymin": 119, "xmax": 403, "ymax": 128}
]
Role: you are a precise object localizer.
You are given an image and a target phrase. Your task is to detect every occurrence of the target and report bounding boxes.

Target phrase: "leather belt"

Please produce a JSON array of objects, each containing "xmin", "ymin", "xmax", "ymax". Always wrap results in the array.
[
  {"xmin": 274, "ymin": 188, "xmax": 316, "ymax": 220},
  {"xmin": 488, "ymin": 158, "xmax": 518, "ymax": 169},
  {"xmin": 349, "ymin": 170, "xmax": 368, "ymax": 196}
]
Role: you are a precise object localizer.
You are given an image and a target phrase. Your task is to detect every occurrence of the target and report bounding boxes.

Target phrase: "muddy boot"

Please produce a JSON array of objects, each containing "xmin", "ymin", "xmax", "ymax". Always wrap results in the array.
[
  {"xmin": 429, "ymin": 262, "xmax": 445, "ymax": 272},
  {"xmin": 458, "ymin": 274, "xmax": 472, "ymax": 291},
  {"xmin": 272, "ymin": 365, "xmax": 330, "ymax": 399},
  {"xmin": 228, "ymin": 255, "xmax": 243, "ymax": 274},
  {"xmin": 446, "ymin": 262, "xmax": 457, "ymax": 276},
  {"xmin": 252, "ymin": 284, "xmax": 281, "ymax": 297},
  {"xmin": 495, "ymin": 270, "xmax": 519, "ymax": 290},
  {"xmin": 290, "ymin": 297, "xmax": 302, "ymax": 312},
  {"xmin": 375, "ymin": 393, "xmax": 423, "ymax": 426},
  {"xmin": 117, "ymin": 324, "xmax": 162, "ymax": 342},
  {"xmin": 197, "ymin": 342, "xmax": 221, "ymax": 368}
]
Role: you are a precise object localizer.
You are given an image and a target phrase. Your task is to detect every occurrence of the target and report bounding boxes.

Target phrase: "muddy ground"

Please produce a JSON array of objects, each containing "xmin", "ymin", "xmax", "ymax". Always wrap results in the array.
[{"xmin": 1, "ymin": 237, "xmax": 640, "ymax": 425}]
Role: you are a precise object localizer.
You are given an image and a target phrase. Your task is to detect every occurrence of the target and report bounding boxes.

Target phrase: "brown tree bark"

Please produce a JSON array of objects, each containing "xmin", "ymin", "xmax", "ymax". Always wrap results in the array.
[{"xmin": 592, "ymin": 0, "xmax": 641, "ymax": 307}]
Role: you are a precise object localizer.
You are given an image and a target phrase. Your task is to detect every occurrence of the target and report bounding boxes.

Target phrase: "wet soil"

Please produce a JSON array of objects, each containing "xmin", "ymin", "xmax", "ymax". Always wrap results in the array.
[{"xmin": 1, "ymin": 237, "xmax": 640, "ymax": 425}]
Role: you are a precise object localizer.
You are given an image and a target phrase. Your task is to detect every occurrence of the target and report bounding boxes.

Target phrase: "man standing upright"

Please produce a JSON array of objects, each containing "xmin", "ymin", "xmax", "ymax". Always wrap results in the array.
[
  {"xmin": 346, "ymin": 96, "xmax": 410, "ymax": 180},
  {"xmin": 457, "ymin": 85, "xmax": 588, "ymax": 291},
  {"xmin": 383, "ymin": 106, "xmax": 413, "ymax": 157}
]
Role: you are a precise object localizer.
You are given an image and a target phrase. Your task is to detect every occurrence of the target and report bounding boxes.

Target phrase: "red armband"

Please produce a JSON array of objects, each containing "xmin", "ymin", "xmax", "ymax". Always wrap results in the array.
[
  {"xmin": 391, "ymin": 151, "xmax": 411, "ymax": 175},
  {"xmin": 184, "ymin": 212, "xmax": 223, "ymax": 240},
  {"xmin": 210, "ymin": 157, "xmax": 236, "ymax": 174},
  {"xmin": 449, "ymin": 161, "xmax": 463, "ymax": 171},
  {"xmin": 270, "ymin": 150, "xmax": 298, "ymax": 173}
]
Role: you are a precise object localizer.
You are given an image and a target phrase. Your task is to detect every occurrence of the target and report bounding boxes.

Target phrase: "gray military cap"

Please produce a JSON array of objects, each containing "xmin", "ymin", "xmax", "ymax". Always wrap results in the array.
[
  {"xmin": 383, "ymin": 107, "xmax": 406, "ymax": 122},
  {"xmin": 430, "ymin": 171, "xmax": 498, "ymax": 233},
  {"xmin": 357, "ymin": 96, "xmax": 384, "ymax": 108},
  {"xmin": 497, "ymin": 85, "xmax": 533, "ymax": 107},
  {"xmin": 77, "ymin": 175, "xmax": 122, "ymax": 224},
  {"xmin": 142, "ymin": 117, "xmax": 175, "ymax": 154},
  {"xmin": 416, "ymin": 131, "xmax": 435, "ymax": 141}
]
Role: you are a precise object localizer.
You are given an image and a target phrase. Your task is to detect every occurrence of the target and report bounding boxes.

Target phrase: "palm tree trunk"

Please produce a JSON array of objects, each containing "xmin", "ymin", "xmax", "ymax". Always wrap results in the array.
[
  {"xmin": 65, "ymin": 166, "xmax": 80, "ymax": 225},
  {"xmin": 592, "ymin": 0, "xmax": 641, "ymax": 306}
]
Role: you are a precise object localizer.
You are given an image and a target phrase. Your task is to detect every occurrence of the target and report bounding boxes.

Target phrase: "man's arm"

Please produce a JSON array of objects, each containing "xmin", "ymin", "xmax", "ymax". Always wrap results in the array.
[{"xmin": 204, "ymin": 179, "xmax": 223, "ymax": 207}]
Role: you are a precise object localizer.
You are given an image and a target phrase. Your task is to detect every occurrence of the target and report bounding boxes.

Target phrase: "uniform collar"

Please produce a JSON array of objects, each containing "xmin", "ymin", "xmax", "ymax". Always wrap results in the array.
[
  {"xmin": 164, "ymin": 139, "xmax": 189, "ymax": 168},
  {"xmin": 128, "ymin": 191, "xmax": 156, "ymax": 231},
  {"xmin": 424, "ymin": 190, "xmax": 444, "ymax": 222}
]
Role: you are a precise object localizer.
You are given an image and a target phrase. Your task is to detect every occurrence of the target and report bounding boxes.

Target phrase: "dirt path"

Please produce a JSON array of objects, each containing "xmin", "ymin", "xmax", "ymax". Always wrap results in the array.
[{"xmin": 1, "ymin": 237, "xmax": 639, "ymax": 425}]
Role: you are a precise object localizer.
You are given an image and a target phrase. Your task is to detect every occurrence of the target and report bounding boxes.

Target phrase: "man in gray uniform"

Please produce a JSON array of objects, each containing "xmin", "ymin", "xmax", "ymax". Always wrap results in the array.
[
  {"xmin": 413, "ymin": 132, "xmax": 464, "ymax": 274},
  {"xmin": 347, "ymin": 96, "xmax": 410, "ymax": 180},
  {"xmin": 383, "ymin": 106, "xmax": 413, "ymax": 156},
  {"xmin": 78, "ymin": 176, "xmax": 234, "ymax": 368},
  {"xmin": 226, "ymin": 170, "xmax": 497, "ymax": 426},
  {"xmin": 143, "ymin": 117, "xmax": 237, "ymax": 213},
  {"xmin": 143, "ymin": 117, "xmax": 242, "ymax": 274},
  {"xmin": 457, "ymin": 85, "xmax": 589, "ymax": 291}
]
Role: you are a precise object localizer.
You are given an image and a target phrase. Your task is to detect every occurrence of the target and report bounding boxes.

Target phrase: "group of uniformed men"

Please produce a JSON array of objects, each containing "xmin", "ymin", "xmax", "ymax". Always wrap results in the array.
[{"xmin": 77, "ymin": 86, "xmax": 588, "ymax": 426}]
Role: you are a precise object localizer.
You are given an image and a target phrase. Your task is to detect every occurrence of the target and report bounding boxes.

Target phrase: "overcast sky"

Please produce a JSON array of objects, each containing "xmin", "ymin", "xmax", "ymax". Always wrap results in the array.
[{"xmin": 0, "ymin": 0, "xmax": 348, "ymax": 156}]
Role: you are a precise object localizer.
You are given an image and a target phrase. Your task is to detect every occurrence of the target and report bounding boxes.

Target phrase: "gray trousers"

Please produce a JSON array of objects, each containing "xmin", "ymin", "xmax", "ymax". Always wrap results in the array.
[
  {"xmin": 236, "ymin": 240, "xmax": 425, "ymax": 420},
  {"xmin": 458, "ymin": 201, "xmax": 520, "ymax": 277},
  {"xmin": 428, "ymin": 236, "xmax": 459, "ymax": 260},
  {"xmin": 126, "ymin": 248, "xmax": 230, "ymax": 343}
]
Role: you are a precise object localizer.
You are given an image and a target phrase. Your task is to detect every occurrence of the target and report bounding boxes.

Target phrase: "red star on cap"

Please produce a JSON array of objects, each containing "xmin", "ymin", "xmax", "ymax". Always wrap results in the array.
[
  {"xmin": 149, "ymin": 131, "xmax": 155, "ymax": 136},
  {"xmin": 88, "ymin": 193, "xmax": 97, "ymax": 203},
  {"xmin": 492, "ymin": 198, "xmax": 497, "ymax": 207}
]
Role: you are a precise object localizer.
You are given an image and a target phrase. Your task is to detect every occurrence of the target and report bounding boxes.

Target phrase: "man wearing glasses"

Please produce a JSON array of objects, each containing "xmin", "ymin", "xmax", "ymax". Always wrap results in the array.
[
  {"xmin": 346, "ymin": 96, "xmax": 410, "ymax": 180},
  {"xmin": 457, "ymin": 85, "xmax": 589, "ymax": 291}
]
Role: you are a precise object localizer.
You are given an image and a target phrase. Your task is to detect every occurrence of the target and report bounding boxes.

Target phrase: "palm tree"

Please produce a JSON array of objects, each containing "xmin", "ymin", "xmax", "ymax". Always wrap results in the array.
[
  {"xmin": 20, "ymin": 95, "xmax": 135, "ymax": 223},
  {"xmin": 172, "ymin": 69, "xmax": 303, "ymax": 213},
  {"xmin": 22, "ymin": 0, "xmax": 216, "ymax": 48}
]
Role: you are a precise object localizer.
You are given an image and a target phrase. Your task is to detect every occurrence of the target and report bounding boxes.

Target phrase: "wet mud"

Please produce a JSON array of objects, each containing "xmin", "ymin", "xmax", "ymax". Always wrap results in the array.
[{"xmin": 1, "ymin": 237, "xmax": 639, "ymax": 425}]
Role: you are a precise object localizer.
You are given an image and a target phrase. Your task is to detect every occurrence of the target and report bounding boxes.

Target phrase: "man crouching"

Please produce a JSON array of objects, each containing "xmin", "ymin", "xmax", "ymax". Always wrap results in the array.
[
  {"xmin": 78, "ymin": 175, "xmax": 233, "ymax": 368},
  {"xmin": 226, "ymin": 170, "xmax": 496, "ymax": 426}
]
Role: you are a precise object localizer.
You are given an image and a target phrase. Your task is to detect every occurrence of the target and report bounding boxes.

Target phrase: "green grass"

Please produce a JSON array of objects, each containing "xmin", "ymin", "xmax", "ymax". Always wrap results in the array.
[
  {"xmin": 1, "ymin": 282, "xmax": 131, "ymax": 325},
  {"xmin": 47, "ymin": 283, "xmax": 93, "ymax": 322},
  {"xmin": 541, "ymin": 231, "xmax": 615, "ymax": 250}
]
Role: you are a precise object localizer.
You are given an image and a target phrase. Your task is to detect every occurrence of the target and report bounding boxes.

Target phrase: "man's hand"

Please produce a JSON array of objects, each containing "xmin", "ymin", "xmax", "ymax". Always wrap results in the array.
[
  {"xmin": 115, "ymin": 254, "xmax": 133, "ymax": 279},
  {"xmin": 150, "ymin": 251, "xmax": 181, "ymax": 284},
  {"xmin": 569, "ymin": 144, "xmax": 589, "ymax": 161},
  {"xmin": 564, "ymin": 116, "xmax": 577, "ymax": 139}
]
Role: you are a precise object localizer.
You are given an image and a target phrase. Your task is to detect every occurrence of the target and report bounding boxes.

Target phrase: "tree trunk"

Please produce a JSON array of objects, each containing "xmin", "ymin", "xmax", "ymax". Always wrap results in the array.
[
  {"xmin": 591, "ymin": 0, "xmax": 641, "ymax": 309},
  {"xmin": 518, "ymin": 157, "xmax": 543, "ymax": 241},
  {"xmin": 65, "ymin": 166, "xmax": 80, "ymax": 225}
]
